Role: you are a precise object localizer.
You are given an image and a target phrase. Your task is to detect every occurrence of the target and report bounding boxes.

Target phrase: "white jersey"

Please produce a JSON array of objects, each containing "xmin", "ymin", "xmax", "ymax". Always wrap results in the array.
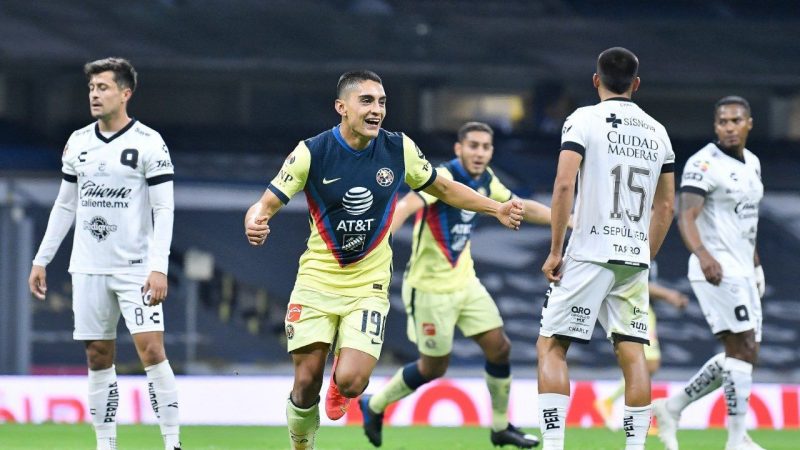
[
  {"xmin": 561, "ymin": 98, "xmax": 675, "ymax": 267},
  {"xmin": 60, "ymin": 120, "xmax": 174, "ymax": 274},
  {"xmin": 680, "ymin": 143, "xmax": 762, "ymax": 280}
]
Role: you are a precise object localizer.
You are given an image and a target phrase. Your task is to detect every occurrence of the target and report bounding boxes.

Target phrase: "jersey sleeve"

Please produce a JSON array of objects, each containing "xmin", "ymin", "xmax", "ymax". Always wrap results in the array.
[
  {"xmin": 680, "ymin": 153, "xmax": 715, "ymax": 196},
  {"xmin": 267, "ymin": 142, "xmax": 311, "ymax": 204},
  {"xmin": 560, "ymin": 109, "xmax": 588, "ymax": 156},
  {"xmin": 417, "ymin": 166, "xmax": 452, "ymax": 204},
  {"xmin": 486, "ymin": 167, "xmax": 513, "ymax": 202},
  {"xmin": 661, "ymin": 130, "xmax": 676, "ymax": 174},
  {"xmin": 61, "ymin": 135, "xmax": 77, "ymax": 182},
  {"xmin": 402, "ymin": 134, "xmax": 437, "ymax": 191},
  {"xmin": 142, "ymin": 134, "xmax": 175, "ymax": 186}
]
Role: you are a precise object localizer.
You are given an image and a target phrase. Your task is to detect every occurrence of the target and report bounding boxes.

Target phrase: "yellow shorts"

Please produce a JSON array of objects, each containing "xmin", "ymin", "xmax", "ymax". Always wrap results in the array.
[
  {"xmin": 284, "ymin": 285, "xmax": 390, "ymax": 360},
  {"xmin": 644, "ymin": 306, "xmax": 660, "ymax": 360},
  {"xmin": 402, "ymin": 278, "xmax": 503, "ymax": 357}
]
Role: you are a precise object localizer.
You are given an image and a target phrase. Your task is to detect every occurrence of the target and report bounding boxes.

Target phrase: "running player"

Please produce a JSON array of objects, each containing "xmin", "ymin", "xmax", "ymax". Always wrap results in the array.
[
  {"xmin": 653, "ymin": 96, "xmax": 766, "ymax": 450},
  {"xmin": 243, "ymin": 71, "xmax": 523, "ymax": 449},
  {"xmin": 28, "ymin": 57, "xmax": 181, "ymax": 450},
  {"xmin": 359, "ymin": 121, "xmax": 547, "ymax": 448},
  {"xmin": 537, "ymin": 47, "xmax": 676, "ymax": 450}
]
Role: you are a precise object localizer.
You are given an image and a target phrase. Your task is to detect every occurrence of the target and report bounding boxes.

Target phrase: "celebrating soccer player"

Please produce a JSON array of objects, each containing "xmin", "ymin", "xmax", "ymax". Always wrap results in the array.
[
  {"xmin": 243, "ymin": 71, "xmax": 523, "ymax": 449},
  {"xmin": 654, "ymin": 96, "xmax": 766, "ymax": 450},
  {"xmin": 28, "ymin": 57, "xmax": 181, "ymax": 450},
  {"xmin": 359, "ymin": 121, "xmax": 547, "ymax": 448},
  {"xmin": 537, "ymin": 47, "xmax": 675, "ymax": 450}
]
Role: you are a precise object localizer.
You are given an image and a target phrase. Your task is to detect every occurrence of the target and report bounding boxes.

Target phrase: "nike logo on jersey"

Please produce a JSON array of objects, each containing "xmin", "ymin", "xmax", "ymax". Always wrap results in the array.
[{"xmin": 322, "ymin": 177, "xmax": 341, "ymax": 184}]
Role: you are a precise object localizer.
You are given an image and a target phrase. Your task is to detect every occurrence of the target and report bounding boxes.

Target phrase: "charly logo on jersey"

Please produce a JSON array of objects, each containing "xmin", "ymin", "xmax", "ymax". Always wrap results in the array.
[
  {"xmin": 375, "ymin": 168, "xmax": 394, "ymax": 187},
  {"xmin": 83, "ymin": 216, "xmax": 118, "ymax": 242},
  {"xmin": 342, "ymin": 187, "xmax": 373, "ymax": 215}
]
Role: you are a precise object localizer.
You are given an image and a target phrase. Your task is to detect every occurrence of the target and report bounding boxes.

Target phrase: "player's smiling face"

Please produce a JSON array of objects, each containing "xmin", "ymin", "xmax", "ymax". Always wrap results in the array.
[
  {"xmin": 455, "ymin": 131, "xmax": 494, "ymax": 178},
  {"xmin": 714, "ymin": 104, "xmax": 752, "ymax": 152},
  {"xmin": 336, "ymin": 80, "xmax": 386, "ymax": 148},
  {"xmin": 88, "ymin": 71, "xmax": 130, "ymax": 121}
]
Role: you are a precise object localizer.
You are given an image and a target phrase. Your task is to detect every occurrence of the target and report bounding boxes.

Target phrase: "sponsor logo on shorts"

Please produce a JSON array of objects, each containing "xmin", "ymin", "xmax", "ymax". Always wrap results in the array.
[
  {"xmin": 286, "ymin": 304, "xmax": 302, "ymax": 322},
  {"xmin": 422, "ymin": 322, "xmax": 436, "ymax": 336},
  {"xmin": 372, "ymin": 283, "xmax": 383, "ymax": 290},
  {"xmin": 425, "ymin": 339, "xmax": 436, "ymax": 349},
  {"xmin": 286, "ymin": 324, "xmax": 295, "ymax": 340}
]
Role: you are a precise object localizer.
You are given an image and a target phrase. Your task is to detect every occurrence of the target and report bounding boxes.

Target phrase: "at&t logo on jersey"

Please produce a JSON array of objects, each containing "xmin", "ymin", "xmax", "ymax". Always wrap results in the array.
[
  {"xmin": 342, "ymin": 187, "xmax": 373, "ymax": 215},
  {"xmin": 375, "ymin": 167, "xmax": 394, "ymax": 187},
  {"xmin": 83, "ymin": 216, "xmax": 118, "ymax": 242}
]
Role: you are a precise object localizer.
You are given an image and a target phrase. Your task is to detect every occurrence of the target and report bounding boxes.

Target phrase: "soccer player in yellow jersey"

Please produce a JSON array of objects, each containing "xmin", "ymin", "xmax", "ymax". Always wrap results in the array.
[
  {"xmin": 360, "ymin": 122, "xmax": 550, "ymax": 448},
  {"xmin": 244, "ymin": 72, "xmax": 523, "ymax": 450}
]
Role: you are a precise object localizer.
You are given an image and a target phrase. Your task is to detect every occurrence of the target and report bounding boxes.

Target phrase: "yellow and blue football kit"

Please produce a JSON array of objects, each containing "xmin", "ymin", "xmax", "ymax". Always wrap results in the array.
[
  {"xmin": 270, "ymin": 126, "xmax": 435, "ymax": 357},
  {"xmin": 402, "ymin": 159, "xmax": 512, "ymax": 356}
]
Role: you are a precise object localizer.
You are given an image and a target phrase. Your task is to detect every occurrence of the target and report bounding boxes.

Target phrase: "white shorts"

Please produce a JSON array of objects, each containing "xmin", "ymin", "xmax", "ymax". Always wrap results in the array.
[
  {"xmin": 539, "ymin": 257, "xmax": 650, "ymax": 344},
  {"xmin": 72, "ymin": 273, "xmax": 165, "ymax": 340},
  {"xmin": 691, "ymin": 277, "xmax": 762, "ymax": 342}
]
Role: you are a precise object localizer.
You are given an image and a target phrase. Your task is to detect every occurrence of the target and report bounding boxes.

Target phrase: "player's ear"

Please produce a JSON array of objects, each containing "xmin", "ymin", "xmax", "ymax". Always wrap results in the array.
[
  {"xmin": 630, "ymin": 77, "xmax": 641, "ymax": 94},
  {"xmin": 334, "ymin": 98, "xmax": 346, "ymax": 117},
  {"xmin": 592, "ymin": 73, "xmax": 601, "ymax": 89},
  {"xmin": 454, "ymin": 141, "xmax": 462, "ymax": 157}
]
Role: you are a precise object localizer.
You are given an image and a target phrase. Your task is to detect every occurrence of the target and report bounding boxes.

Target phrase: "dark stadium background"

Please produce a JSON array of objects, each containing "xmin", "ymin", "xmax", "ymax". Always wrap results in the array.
[{"xmin": 1, "ymin": 0, "xmax": 798, "ymax": 388}]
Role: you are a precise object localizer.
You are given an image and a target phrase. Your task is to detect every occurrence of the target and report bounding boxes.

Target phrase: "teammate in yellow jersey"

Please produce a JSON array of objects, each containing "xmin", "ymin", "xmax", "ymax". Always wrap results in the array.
[
  {"xmin": 360, "ymin": 122, "xmax": 551, "ymax": 448},
  {"xmin": 244, "ymin": 72, "xmax": 523, "ymax": 450}
]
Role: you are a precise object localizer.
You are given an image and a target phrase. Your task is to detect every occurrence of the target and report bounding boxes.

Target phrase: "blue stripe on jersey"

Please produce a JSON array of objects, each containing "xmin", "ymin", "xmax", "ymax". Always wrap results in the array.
[{"xmin": 332, "ymin": 125, "xmax": 374, "ymax": 157}]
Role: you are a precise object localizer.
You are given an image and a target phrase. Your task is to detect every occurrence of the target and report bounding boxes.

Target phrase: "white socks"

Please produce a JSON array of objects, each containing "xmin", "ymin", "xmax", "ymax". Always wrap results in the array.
[
  {"xmin": 623, "ymin": 404, "xmax": 651, "ymax": 450},
  {"xmin": 666, "ymin": 352, "xmax": 725, "ymax": 416},
  {"xmin": 145, "ymin": 360, "xmax": 181, "ymax": 449},
  {"xmin": 723, "ymin": 357, "xmax": 753, "ymax": 447},
  {"xmin": 88, "ymin": 365, "xmax": 119, "ymax": 449},
  {"xmin": 538, "ymin": 393, "xmax": 568, "ymax": 450}
]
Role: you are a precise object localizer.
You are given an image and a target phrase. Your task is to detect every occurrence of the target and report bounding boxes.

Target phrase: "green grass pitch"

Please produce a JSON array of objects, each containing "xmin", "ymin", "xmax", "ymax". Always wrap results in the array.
[{"xmin": 1, "ymin": 424, "xmax": 797, "ymax": 449}]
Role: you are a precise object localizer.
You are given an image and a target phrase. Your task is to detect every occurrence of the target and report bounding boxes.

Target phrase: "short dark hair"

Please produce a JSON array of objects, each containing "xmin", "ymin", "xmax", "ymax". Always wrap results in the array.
[
  {"xmin": 597, "ymin": 47, "xmax": 639, "ymax": 95},
  {"xmin": 84, "ymin": 57, "xmax": 137, "ymax": 92},
  {"xmin": 457, "ymin": 121, "xmax": 494, "ymax": 142},
  {"xmin": 337, "ymin": 70, "xmax": 382, "ymax": 99},
  {"xmin": 715, "ymin": 96, "xmax": 751, "ymax": 117}
]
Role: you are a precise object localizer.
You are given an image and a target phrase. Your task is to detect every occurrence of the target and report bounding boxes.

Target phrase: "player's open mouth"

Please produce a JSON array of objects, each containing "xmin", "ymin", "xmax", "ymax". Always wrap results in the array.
[{"xmin": 365, "ymin": 118, "xmax": 380, "ymax": 127}]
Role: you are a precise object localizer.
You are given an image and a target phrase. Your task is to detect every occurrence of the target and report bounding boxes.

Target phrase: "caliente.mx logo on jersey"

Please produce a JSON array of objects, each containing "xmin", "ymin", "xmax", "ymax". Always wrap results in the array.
[{"xmin": 83, "ymin": 216, "xmax": 117, "ymax": 242}]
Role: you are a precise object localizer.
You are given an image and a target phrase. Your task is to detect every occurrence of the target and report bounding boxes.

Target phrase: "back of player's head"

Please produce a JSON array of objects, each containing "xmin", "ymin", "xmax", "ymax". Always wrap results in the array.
[
  {"xmin": 457, "ymin": 121, "xmax": 494, "ymax": 142},
  {"xmin": 84, "ymin": 57, "xmax": 137, "ymax": 92},
  {"xmin": 337, "ymin": 70, "xmax": 382, "ymax": 99},
  {"xmin": 596, "ymin": 47, "xmax": 639, "ymax": 95},
  {"xmin": 715, "ymin": 96, "xmax": 751, "ymax": 117}
]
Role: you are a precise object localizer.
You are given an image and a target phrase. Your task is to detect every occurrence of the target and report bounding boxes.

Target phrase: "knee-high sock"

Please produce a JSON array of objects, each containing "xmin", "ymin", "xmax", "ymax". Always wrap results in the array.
[
  {"xmin": 88, "ymin": 365, "xmax": 118, "ymax": 449},
  {"xmin": 623, "ymin": 404, "xmax": 651, "ymax": 450},
  {"xmin": 666, "ymin": 352, "xmax": 725, "ymax": 416},
  {"xmin": 145, "ymin": 360, "xmax": 180, "ymax": 447},
  {"xmin": 485, "ymin": 361, "xmax": 511, "ymax": 431},
  {"xmin": 368, "ymin": 362, "xmax": 428, "ymax": 413},
  {"xmin": 538, "ymin": 393, "xmax": 568, "ymax": 450},
  {"xmin": 286, "ymin": 395, "xmax": 320, "ymax": 450},
  {"xmin": 723, "ymin": 358, "xmax": 753, "ymax": 447}
]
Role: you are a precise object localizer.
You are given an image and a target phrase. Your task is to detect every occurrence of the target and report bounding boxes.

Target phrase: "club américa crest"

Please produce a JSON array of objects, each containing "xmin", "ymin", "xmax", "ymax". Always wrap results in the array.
[{"xmin": 376, "ymin": 167, "xmax": 394, "ymax": 187}]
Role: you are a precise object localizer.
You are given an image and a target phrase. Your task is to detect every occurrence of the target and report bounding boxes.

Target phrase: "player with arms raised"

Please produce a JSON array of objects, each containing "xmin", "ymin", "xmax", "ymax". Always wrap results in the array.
[
  {"xmin": 537, "ymin": 47, "xmax": 675, "ymax": 450},
  {"xmin": 28, "ymin": 57, "xmax": 181, "ymax": 450},
  {"xmin": 243, "ymin": 71, "xmax": 523, "ymax": 449}
]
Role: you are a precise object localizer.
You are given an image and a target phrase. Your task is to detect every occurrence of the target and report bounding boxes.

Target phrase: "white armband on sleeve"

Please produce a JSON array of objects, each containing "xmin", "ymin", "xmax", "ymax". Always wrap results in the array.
[
  {"xmin": 147, "ymin": 181, "xmax": 174, "ymax": 275},
  {"xmin": 32, "ymin": 180, "xmax": 78, "ymax": 267}
]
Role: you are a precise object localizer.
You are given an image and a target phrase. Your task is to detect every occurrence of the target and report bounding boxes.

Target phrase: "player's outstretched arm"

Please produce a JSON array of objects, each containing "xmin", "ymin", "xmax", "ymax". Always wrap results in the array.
[
  {"xmin": 519, "ymin": 198, "xmax": 552, "ymax": 225},
  {"xmin": 648, "ymin": 172, "xmax": 675, "ymax": 260},
  {"xmin": 648, "ymin": 282, "xmax": 689, "ymax": 309},
  {"xmin": 29, "ymin": 180, "xmax": 79, "ymax": 300},
  {"xmin": 390, "ymin": 192, "xmax": 425, "ymax": 234},
  {"xmin": 542, "ymin": 150, "xmax": 581, "ymax": 282},
  {"xmin": 677, "ymin": 190, "xmax": 722, "ymax": 285},
  {"xmin": 245, "ymin": 189, "xmax": 283, "ymax": 246},
  {"xmin": 422, "ymin": 176, "xmax": 522, "ymax": 230}
]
